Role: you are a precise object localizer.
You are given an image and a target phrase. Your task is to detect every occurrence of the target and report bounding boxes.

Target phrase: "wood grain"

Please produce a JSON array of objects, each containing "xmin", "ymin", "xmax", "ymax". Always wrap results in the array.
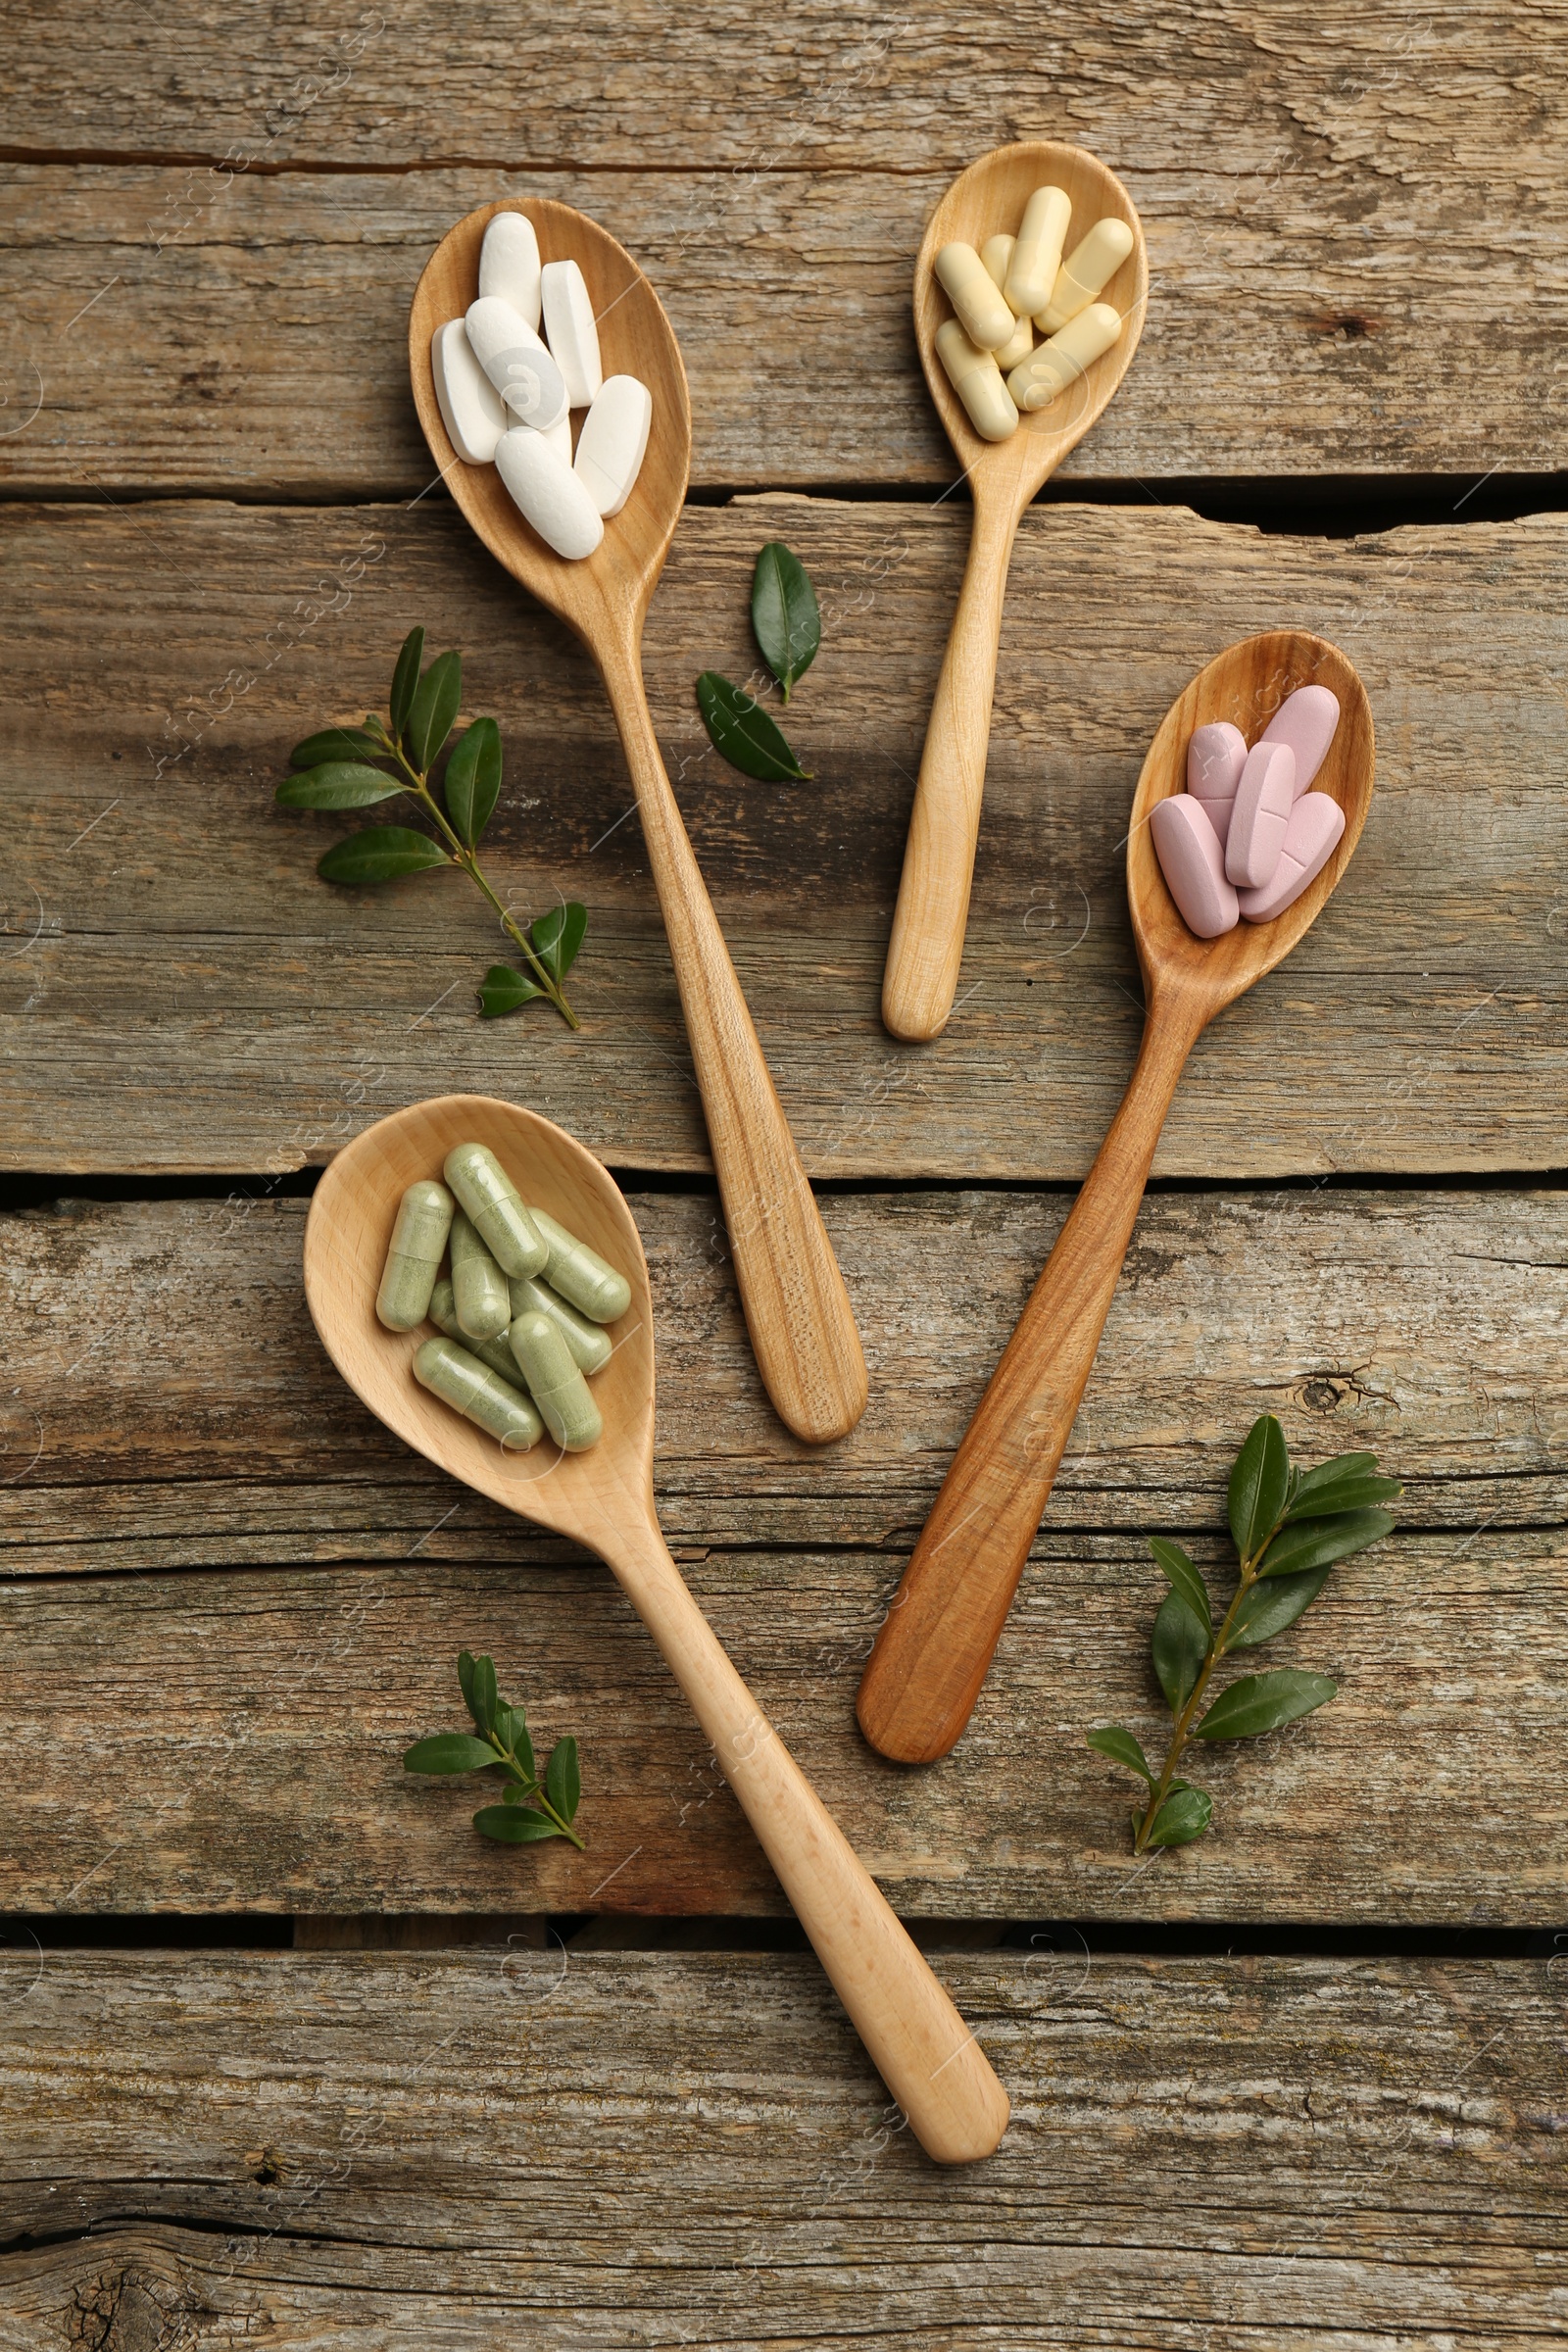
[
  {"xmin": 0, "ymin": 1949, "xmax": 1561, "ymax": 2346},
  {"xmin": 3, "ymin": 496, "xmax": 1565, "ymax": 1180}
]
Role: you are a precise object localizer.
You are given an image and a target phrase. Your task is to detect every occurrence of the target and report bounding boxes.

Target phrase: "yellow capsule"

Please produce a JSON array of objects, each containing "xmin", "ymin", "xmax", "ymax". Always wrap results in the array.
[
  {"xmin": 1007, "ymin": 303, "xmax": 1124, "ymax": 412},
  {"xmin": 375, "ymin": 1180, "xmax": 454, "ymax": 1331},
  {"xmin": 980, "ymin": 235, "xmax": 1014, "ymax": 291},
  {"xmin": 1038, "ymin": 217, "xmax": 1135, "ymax": 333},
  {"xmin": 1004, "ymin": 185, "xmax": 1072, "ymax": 321},
  {"xmin": 934, "ymin": 241, "xmax": 1015, "ymax": 352},
  {"xmin": 935, "ymin": 319, "xmax": 1017, "ymax": 442}
]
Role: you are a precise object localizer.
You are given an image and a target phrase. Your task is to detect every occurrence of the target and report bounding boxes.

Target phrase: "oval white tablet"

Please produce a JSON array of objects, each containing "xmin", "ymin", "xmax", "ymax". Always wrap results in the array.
[
  {"xmin": 478, "ymin": 212, "xmax": 542, "ymax": 330},
  {"xmin": 495, "ymin": 428, "xmax": 605, "ymax": 561},
  {"xmin": 430, "ymin": 318, "xmax": 508, "ymax": 465},
  {"xmin": 573, "ymin": 374, "xmax": 652, "ymax": 516},
  {"xmin": 541, "ymin": 260, "xmax": 604, "ymax": 408},
  {"xmin": 465, "ymin": 297, "xmax": 568, "ymax": 429}
]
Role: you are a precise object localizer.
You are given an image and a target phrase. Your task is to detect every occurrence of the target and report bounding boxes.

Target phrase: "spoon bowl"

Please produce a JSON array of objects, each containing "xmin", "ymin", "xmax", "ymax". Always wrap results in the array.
[{"xmin": 305, "ymin": 1093, "xmax": 1007, "ymax": 2162}]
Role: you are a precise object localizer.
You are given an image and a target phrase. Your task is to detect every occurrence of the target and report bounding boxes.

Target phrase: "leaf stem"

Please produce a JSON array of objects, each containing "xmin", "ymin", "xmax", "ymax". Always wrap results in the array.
[{"xmin": 487, "ymin": 1728, "xmax": 586, "ymax": 1849}]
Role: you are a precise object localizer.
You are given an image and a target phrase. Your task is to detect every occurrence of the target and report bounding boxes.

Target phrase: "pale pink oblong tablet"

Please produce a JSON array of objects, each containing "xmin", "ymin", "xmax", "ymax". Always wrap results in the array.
[
  {"xmin": 1258, "ymin": 684, "xmax": 1340, "ymax": 799},
  {"xmin": 1237, "ymin": 791, "xmax": 1346, "ymax": 922},
  {"xmin": 1225, "ymin": 740, "xmax": 1296, "ymax": 888},
  {"xmin": 1186, "ymin": 720, "xmax": 1248, "ymax": 847},
  {"xmin": 1151, "ymin": 795, "xmax": 1239, "ymax": 938}
]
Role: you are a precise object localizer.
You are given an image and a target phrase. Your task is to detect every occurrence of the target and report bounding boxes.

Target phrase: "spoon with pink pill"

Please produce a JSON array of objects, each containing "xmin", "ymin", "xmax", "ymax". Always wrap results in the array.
[{"xmin": 857, "ymin": 630, "xmax": 1374, "ymax": 1765}]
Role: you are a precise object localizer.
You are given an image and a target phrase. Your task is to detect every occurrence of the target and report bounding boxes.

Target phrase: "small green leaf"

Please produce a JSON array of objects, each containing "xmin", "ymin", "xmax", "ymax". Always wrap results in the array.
[
  {"xmin": 1142, "ymin": 1788, "xmax": 1213, "ymax": 1847},
  {"xmin": 1229, "ymin": 1414, "xmax": 1292, "ymax": 1558},
  {"xmin": 289, "ymin": 725, "xmax": 387, "ymax": 768},
  {"xmin": 464, "ymin": 1653, "xmax": 498, "ymax": 1739},
  {"xmin": 390, "ymin": 626, "xmax": 425, "ymax": 740},
  {"xmin": 529, "ymin": 902, "xmax": 587, "ymax": 985},
  {"xmin": 477, "ymin": 963, "xmax": 543, "ymax": 1019},
  {"xmin": 473, "ymin": 1803, "xmax": 564, "ymax": 1843},
  {"xmin": 545, "ymin": 1735, "xmax": 581, "ymax": 1823},
  {"xmin": 276, "ymin": 761, "xmax": 404, "ymax": 809},
  {"xmin": 1258, "ymin": 1508, "xmax": 1396, "ymax": 1580},
  {"xmin": 1149, "ymin": 1537, "xmax": 1213, "ymax": 1639},
  {"xmin": 443, "ymin": 716, "xmax": 502, "ymax": 848},
  {"xmin": 317, "ymin": 826, "xmax": 451, "ymax": 885},
  {"xmin": 1283, "ymin": 1472, "xmax": 1401, "ymax": 1521},
  {"xmin": 1225, "ymin": 1565, "xmax": 1334, "ymax": 1650},
  {"xmin": 405, "ymin": 647, "xmax": 462, "ymax": 772},
  {"xmin": 1086, "ymin": 1725, "xmax": 1154, "ymax": 1785},
  {"xmin": 1152, "ymin": 1590, "xmax": 1208, "ymax": 1715},
  {"xmin": 1195, "ymin": 1668, "xmax": 1338, "ymax": 1741},
  {"xmin": 696, "ymin": 670, "xmax": 810, "ymax": 782},
  {"xmin": 751, "ymin": 541, "xmax": 821, "ymax": 703},
  {"xmin": 403, "ymin": 1733, "xmax": 499, "ymax": 1775},
  {"xmin": 494, "ymin": 1704, "xmax": 536, "ymax": 1788}
]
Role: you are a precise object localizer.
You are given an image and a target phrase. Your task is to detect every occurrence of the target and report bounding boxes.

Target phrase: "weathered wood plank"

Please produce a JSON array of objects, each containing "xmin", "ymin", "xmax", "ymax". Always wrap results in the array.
[
  {"xmin": 0, "ymin": 1951, "xmax": 1561, "ymax": 2347},
  {"xmin": 4, "ymin": 497, "xmax": 1564, "ymax": 1179}
]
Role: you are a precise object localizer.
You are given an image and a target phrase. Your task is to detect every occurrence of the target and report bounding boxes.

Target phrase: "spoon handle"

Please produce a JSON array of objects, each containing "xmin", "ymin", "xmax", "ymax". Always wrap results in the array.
[
  {"xmin": 602, "ymin": 1510, "xmax": 1010, "ymax": 2163},
  {"xmin": 599, "ymin": 626, "xmax": 867, "ymax": 1445},
  {"xmin": 858, "ymin": 999, "xmax": 1204, "ymax": 1762},
  {"xmin": 882, "ymin": 485, "xmax": 1020, "ymax": 1042}
]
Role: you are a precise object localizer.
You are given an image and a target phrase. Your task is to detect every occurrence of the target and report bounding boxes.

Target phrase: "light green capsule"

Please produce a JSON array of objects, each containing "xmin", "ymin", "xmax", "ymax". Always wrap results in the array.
[
  {"xmin": 375, "ymin": 1179, "xmax": 455, "ymax": 1331},
  {"xmin": 443, "ymin": 1142, "xmax": 547, "ymax": 1279},
  {"xmin": 428, "ymin": 1277, "xmax": 528, "ymax": 1390},
  {"xmin": 450, "ymin": 1209, "xmax": 512, "ymax": 1341},
  {"xmin": 509, "ymin": 1274, "xmax": 613, "ymax": 1377},
  {"xmin": 413, "ymin": 1335, "xmax": 543, "ymax": 1448},
  {"xmin": 529, "ymin": 1206, "xmax": 632, "ymax": 1325},
  {"xmin": 508, "ymin": 1308, "xmax": 603, "ymax": 1452}
]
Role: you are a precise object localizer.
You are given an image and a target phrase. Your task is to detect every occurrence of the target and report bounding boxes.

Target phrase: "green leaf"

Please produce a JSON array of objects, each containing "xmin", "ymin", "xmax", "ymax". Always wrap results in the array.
[
  {"xmin": 473, "ymin": 1803, "xmax": 564, "ymax": 1843},
  {"xmin": 1142, "ymin": 1788, "xmax": 1213, "ymax": 1847},
  {"xmin": 276, "ymin": 761, "xmax": 404, "ymax": 809},
  {"xmin": 1195, "ymin": 1668, "xmax": 1338, "ymax": 1741},
  {"xmin": 1283, "ymin": 1472, "xmax": 1401, "ymax": 1521},
  {"xmin": 494, "ymin": 1704, "xmax": 536, "ymax": 1788},
  {"xmin": 751, "ymin": 541, "xmax": 821, "ymax": 702},
  {"xmin": 545, "ymin": 1734, "xmax": 581, "ymax": 1823},
  {"xmin": 317, "ymin": 826, "xmax": 451, "ymax": 885},
  {"xmin": 405, "ymin": 647, "xmax": 462, "ymax": 772},
  {"xmin": 529, "ymin": 902, "xmax": 587, "ymax": 985},
  {"xmin": 1086, "ymin": 1725, "xmax": 1154, "ymax": 1785},
  {"xmin": 1149, "ymin": 1537, "xmax": 1212, "ymax": 1639},
  {"xmin": 462, "ymin": 1652, "xmax": 498, "ymax": 1739},
  {"xmin": 443, "ymin": 716, "xmax": 502, "ymax": 849},
  {"xmin": 1152, "ymin": 1590, "xmax": 1208, "ymax": 1715},
  {"xmin": 477, "ymin": 963, "xmax": 543, "ymax": 1019},
  {"xmin": 1225, "ymin": 1566, "xmax": 1334, "ymax": 1650},
  {"xmin": 696, "ymin": 670, "xmax": 810, "ymax": 782},
  {"xmin": 1228, "ymin": 1414, "xmax": 1291, "ymax": 1559},
  {"xmin": 403, "ymin": 1732, "xmax": 499, "ymax": 1775},
  {"xmin": 289, "ymin": 725, "xmax": 387, "ymax": 768},
  {"xmin": 389, "ymin": 626, "xmax": 424, "ymax": 741},
  {"xmin": 1258, "ymin": 1508, "xmax": 1396, "ymax": 1580}
]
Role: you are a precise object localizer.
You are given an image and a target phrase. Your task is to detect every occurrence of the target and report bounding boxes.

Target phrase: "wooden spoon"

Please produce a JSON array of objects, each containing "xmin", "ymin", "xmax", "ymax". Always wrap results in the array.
[
  {"xmin": 305, "ymin": 1091, "xmax": 1010, "ymax": 2163},
  {"xmin": 409, "ymin": 202, "xmax": 866, "ymax": 1446},
  {"xmin": 858, "ymin": 632, "xmax": 1375, "ymax": 1762},
  {"xmin": 882, "ymin": 141, "xmax": 1149, "ymax": 1043}
]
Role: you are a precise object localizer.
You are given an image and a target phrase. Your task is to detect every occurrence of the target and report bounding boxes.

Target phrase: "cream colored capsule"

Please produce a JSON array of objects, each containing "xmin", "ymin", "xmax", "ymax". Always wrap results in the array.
[
  {"xmin": 980, "ymin": 235, "xmax": 1014, "ymax": 291},
  {"xmin": 935, "ymin": 319, "xmax": 1017, "ymax": 442},
  {"xmin": 1038, "ymin": 216, "xmax": 1135, "ymax": 332},
  {"xmin": 1004, "ymin": 185, "xmax": 1072, "ymax": 320},
  {"xmin": 934, "ymin": 241, "xmax": 1015, "ymax": 351},
  {"xmin": 1007, "ymin": 303, "xmax": 1123, "ymax": 412},
  {"xmin": 977, "ymin": 235, "xmax": 1033, "ymax": 368}
]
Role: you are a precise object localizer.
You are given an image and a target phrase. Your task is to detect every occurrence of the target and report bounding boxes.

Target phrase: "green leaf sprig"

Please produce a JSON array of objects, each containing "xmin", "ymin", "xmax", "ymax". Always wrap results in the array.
[
  {"xmin": 404, "ymin": 1650, "xmax": 585, "ymax": 1849},
  {"xmin": 696, "ymin": 541, "xmax": 819, "ymax": 782},
  {"xmin": 276, "ymin": 628, "xmax": 587, "ymax": 1028},
  {"xmin": 1088, "ymin": 1415, "xmax": 1400, "ymax": 1854}
]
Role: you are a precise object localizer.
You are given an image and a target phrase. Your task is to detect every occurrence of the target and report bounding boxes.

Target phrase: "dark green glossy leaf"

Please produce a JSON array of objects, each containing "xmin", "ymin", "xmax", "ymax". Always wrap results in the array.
[
  {"xmin": 443, "ymin": 716, "xmax": 502, "ymax": 848},
  {"xmin": 477, "ymin": 963, "xmax": 543, "ymax": 1019},
  {"xmin": 1258, "ymin": 1507, "xmax": 1396, "ymax": 1580},
  {"xmin": 1287, "ymin": 1450, "xmax": 1376, "ymax": 1504},
  {"xmin": 289, "ymin": 725, "xmax": 386, "ymax": 768},
  {"xmin": 405, "ymin": 647, "xmax": 462, "ymax": 772},
  {"xmin": 751, "ymin": 540, "xmax": 820, "ymax": 702},
  {"xmin": 1086, "ymin": 1725, "xmax": 1154, "ymax": 1785},
  {"xmin": 403, "ymin": 1732, "xmax": 498, "ymax": 1776},
  {"xmin": 494, "ymin": 1703, "xmax": 536, "ymax": 1788},
  {"xmin": 276, "ymin": 761, "xmax": 403, "ymax": 809},
  {"xmin": 545, "ymin": 1734, "xmax": 581, "ymax": 1823},
  {"xmin": 1228, "ymin": 1413, "xmax": 1291, "ymax": 1559},
  {"xmin": 1142, "ymin": 1788, "xmax": 1213, "ymax": 1847},
  {"xmin": 464, "ymin": 1652, "xmax": 498, "ymax": 1738},
  {"xmin": 390, "ymin": 626, "xmax": 424, "ymax": 740},
  {"xmin": 529, "ymin": 901, "xmax": 587, "ymax": 985},
  {"xmin": 1149, "ymin": 1537, "xmax": 1212, "ymax": 1639},
  {"xmin": 696, "ymin": 670, "xmax": 810, "ymax": 782},
  {"xmin": 317, "ymin": 827, "xmax": 451, "ymax": 885},
  {"xmin": 473, "ymin": 1803, "xmax": 563, "ymax": 1843},
  {"xmin": 1195, "ymin": 1668, "xmax": 1337, "ymax": 1741},
  {"xmin": 1225, "ymin": 1565, "xmax": 1333, "ymax": 1649},
  {"xmin": 1152, "ymin": 1590, "xmax": 1208, "ymax": 1716},
  {"xmin": 1282, "ymin": 1473, "xmax": 1401, "ymax": 1521}
]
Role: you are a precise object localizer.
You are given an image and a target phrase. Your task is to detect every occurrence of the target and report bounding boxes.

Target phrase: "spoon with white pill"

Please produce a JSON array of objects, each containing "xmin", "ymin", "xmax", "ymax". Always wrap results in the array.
[
  {"xmin": 305, "ymin": 1090, "xmax": 1009, "ymax": 2163},
  {"xmin": 410, "ymin": 202, "xmax": 867, "ymax": 1446},
  {"xmin": 883, "ymin": 141, "xmax": 1149, "ymax": 1043},
  {"xmin": 858, "ymin": 632, "xmax": 1374, "ymax": 1762}
]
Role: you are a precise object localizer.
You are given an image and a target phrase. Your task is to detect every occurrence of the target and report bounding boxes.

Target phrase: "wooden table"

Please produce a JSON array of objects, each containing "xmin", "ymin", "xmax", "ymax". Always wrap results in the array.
[{"xmin": 3, "ymin": 5, "xmax": 1565, "ymax": 2341}]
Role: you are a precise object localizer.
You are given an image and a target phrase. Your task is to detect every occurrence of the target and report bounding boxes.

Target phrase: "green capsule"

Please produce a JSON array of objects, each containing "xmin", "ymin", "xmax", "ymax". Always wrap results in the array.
[
  {"xmin": 413, "ymin": 1336, "xmax": 543, "ymax": 1449},
  {"xmin": 529, "ymin": 1206, "xmax": 632, "ymax": 1325},
  {"xmin": 375, "ymin": 1179, "xmax": 455, "ymax": 1331},
  {"xmin": 508, "ymin": 1308, "xmax": 603, "ymax": 1452},
  {"xmin": 428, "ymin": 1277, "xmax": 527, "ymax": 1389},
  {"xmin": 450, "ymin": 1209, "xmax": 512, "ymax": 1341},
  {"xmin": 509, "ymin": 1274, "xmax": 613, "ymax": 1376},
  {"xmin": 443, "ymin": 1142, "xmax": 547, "ymax": 1279}
]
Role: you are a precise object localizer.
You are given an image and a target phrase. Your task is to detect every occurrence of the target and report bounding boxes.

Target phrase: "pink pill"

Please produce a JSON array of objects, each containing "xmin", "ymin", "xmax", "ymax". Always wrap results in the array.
[
  {"xmin": 1225, "ymin": 740, "xmax": 1296, "ymax": 888},
  {"xmin": 1258, "ymin": 684, "xmax": 1340, "ymax": 799},
  {"xmin": 1185, "ymin": 720, "xmax": 1248, "ymax": 847},
  {"xmin": 1238, "ymin": 791, "xmax": 1346, "ymax": 922},
  {"xmin": 1151, "ymin": 795, "xmax": 1239, "ymax": 938}
]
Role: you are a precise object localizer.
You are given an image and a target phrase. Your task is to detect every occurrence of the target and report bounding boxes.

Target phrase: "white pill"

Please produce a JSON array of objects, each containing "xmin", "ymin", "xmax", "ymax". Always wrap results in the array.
[
  {"xmin": 935, "ymin": 241, "xmax": 1015, "ymax": 351},
  {"xmin": 430, "ymin": 319, "xmax": 508, "ymax": 465},
  {"xmin": 1039, "ymin": 217, "xmax": 1136, "ymax": 333},
  {"xmin": 573, "ymin": 374, "xmax": 652, "ymax": 516},
  {"xmin": 541, "ymin": 260, "xmax": 604, "ymax": 408},
  {"xmin": 465, "ymin": 297, "xmax": 568, "ymax": 430},
  {"xmin": 478, "ymin": 212, "xmax": 542, "ymax": 331},
  {"xmin": 1004, "ymin": 185, "xmax": 1072, "ymax": 320},
  {"xmin": 495, "ymin": 427, "xmax": 605, "ymax": 560},
  {"xmin": 536, "ymin": 412, "xmax": 573, "ymax": 465}
]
